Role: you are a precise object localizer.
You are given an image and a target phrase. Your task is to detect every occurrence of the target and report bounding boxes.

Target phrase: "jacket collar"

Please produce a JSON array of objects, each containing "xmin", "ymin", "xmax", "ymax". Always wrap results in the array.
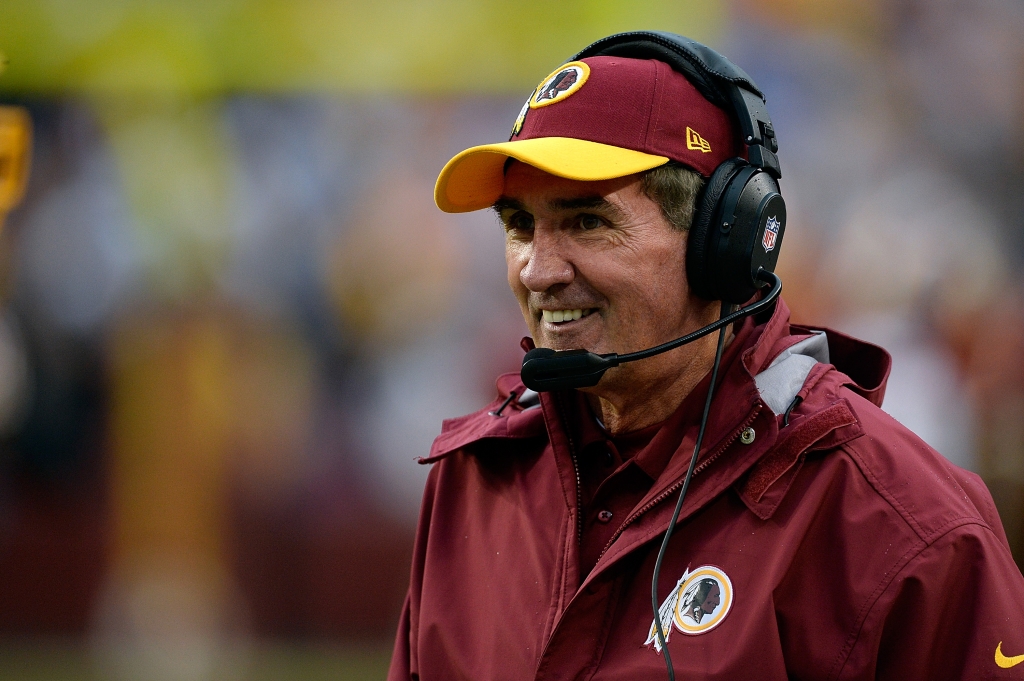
[{"xmin": 568, "ymin": 299, "xmax": 889, "ymax": 581}]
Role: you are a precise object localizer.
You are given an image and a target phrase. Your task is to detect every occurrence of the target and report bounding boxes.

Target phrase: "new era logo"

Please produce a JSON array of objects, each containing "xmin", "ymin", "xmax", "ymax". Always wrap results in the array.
[{"xmin": 686, "ymin": 127, "xmax": 712, "ymax": 153}]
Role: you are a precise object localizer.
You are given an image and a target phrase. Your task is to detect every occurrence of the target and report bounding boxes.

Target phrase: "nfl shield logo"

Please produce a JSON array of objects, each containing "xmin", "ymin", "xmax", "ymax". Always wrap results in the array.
[{"xmin": 762, "ymin": 216, "xmax": 780, "ymax": 253}]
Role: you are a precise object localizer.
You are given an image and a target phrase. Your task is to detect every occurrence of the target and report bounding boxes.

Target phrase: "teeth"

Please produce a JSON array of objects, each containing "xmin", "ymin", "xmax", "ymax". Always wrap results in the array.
[{"xmin": 542, "ymin": 308, "xmax": 590, "ymax": 323}]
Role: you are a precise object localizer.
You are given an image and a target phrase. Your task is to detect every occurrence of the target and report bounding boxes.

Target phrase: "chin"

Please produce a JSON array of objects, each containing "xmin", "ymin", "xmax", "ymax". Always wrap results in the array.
[
  {"xmin": 538, "ymin": 332, "xmax": 604, "ymax": 354},
  {"xmin": 537, "ymin": 338, "xmax": 578, "ymax": 352}
]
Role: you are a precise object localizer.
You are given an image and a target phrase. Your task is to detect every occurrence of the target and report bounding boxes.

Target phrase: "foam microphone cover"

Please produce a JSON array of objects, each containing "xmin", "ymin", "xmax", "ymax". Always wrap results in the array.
[{"xmin": 521, "ymin": 347, "xmax": 615, "ymax": 392}]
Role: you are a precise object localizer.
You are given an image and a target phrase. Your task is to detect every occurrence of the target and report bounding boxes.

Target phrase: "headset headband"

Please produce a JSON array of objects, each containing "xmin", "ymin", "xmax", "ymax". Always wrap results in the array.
[{"xmin": 572, "ymin": 31, "xmax": 782, "ymax": 179}]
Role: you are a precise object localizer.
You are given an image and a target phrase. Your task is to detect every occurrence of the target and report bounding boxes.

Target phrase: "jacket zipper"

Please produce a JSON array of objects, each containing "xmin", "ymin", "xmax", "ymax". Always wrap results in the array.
[
  {"xmin": 593, "ymin": 406, "xmax": 761, "ymax": 565},
  {"xmin": 555, "ymin": 392, "xmax": 583, "ymax": 546}
]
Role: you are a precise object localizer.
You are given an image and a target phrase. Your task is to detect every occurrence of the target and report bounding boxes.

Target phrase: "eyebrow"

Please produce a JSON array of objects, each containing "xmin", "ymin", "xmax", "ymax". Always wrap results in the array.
[
  {"xmin": 552, "ymin": 195, "xmax": 628, "ymax": 223},
  {"xmin": 492, "ymin": 197, "xmax": 525, "ymax": 213},
  {"xmin": 492, "ymin": 194, "xmax": 626, "ymax": 220},
  {"xmin": 549, "ymin": 195, "xmax": 613, "ymax": 212}
]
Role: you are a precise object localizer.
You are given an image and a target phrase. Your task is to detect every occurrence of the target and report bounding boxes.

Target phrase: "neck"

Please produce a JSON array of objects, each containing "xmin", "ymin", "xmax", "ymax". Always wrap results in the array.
[{"xmin": 584, "ymin": 328, "xmax": 733, "ymax": 435}]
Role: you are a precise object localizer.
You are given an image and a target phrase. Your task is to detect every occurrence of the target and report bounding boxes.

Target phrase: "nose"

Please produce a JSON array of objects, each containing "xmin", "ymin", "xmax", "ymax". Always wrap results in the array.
[{"xmin": 519, "ymin": 229, "xmax": 575, "ymax": 293}]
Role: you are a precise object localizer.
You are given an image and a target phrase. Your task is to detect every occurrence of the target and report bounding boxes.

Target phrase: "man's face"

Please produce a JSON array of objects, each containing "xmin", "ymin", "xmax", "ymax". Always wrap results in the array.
[{"xmin": 499, "ymin": 163, "xmax": 713, "ymax": 371}]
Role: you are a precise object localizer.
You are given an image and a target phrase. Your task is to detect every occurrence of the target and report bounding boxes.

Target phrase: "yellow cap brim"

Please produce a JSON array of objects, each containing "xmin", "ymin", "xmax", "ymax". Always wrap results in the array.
[{"xmin": 434, "ymin": 137, "xmax": 669, "ymax": 213}]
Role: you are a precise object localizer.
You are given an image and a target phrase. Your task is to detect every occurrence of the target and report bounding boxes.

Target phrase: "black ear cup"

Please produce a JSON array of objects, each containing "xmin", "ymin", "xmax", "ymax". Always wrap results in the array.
[
  {"xmin": 692, "ymin": 166, "xmax": 786, "ymax": 304},
  {"xmin": 734, "ymin": 171, "xmax": 785, "ymax": 299},
  {"xmin": 686, "ymin": 158, "xmax": 745, "ymax": 300},
  {"xmin": 577, "ymin": 30, "xmax": 786, "ymax": 305}
]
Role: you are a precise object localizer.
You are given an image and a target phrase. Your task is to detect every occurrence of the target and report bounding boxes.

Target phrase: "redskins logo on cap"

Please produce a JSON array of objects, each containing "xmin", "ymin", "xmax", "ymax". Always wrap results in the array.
[
  {"xmin": 530, "ymin": 61, "xmax": 589, "ymax": 108},
  {"xmin": 510, "ymin": 61, "xmax": 590, "ymax": 138},
  {"xmin": 645, "ymin": 565, "xmax": 734, "ymax": 651}
]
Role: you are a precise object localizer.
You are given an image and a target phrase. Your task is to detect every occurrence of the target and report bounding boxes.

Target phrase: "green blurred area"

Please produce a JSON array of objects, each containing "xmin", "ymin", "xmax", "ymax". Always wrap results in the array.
[
  {"xmin": 0, "ymin": 0, "xmax": 721, "ymax": 95},
  {"xmin": 0, "ymin": 642, "xmax": 392, "ymax": 681}
]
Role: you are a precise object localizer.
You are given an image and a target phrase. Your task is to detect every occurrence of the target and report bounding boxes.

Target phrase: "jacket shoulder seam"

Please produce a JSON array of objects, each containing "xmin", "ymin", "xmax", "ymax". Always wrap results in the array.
[
  {"xmin": 837, "ymin": 435, "xmax": 990, "ymax": 544},
  {"xmin": 839, "ymin": 441, "xmax": 928, "ymax": 541},
  {"xmin": 830, "ymin": 518, "xmax": 1001, "ymax": 680}
]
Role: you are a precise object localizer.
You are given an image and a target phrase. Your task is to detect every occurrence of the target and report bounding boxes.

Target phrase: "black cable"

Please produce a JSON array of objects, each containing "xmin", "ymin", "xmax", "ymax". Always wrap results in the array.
[
  {"xmin": 651, "ymin": 300, "xmax": 732, "ymax": 681},
  {"xmin": 489, "ymin": 391, "xmax": 518, "ymax": 417},
  {"xmin": 783, "ymin": 395, "xmax": 802, "ymax": 427}
]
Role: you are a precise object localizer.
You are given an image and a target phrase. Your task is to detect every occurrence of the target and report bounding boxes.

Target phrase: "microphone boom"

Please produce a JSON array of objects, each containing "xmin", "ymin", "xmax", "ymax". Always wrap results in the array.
[{"xmin": 520, "ymin": 270, "xmax": 781, "ymax": 392}]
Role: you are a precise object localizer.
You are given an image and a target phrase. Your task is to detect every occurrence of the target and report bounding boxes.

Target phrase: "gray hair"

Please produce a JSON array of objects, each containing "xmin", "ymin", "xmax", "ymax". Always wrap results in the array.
[{"xmin": 639, "ymin": 161, "xmax": 705, "ymax": 232}]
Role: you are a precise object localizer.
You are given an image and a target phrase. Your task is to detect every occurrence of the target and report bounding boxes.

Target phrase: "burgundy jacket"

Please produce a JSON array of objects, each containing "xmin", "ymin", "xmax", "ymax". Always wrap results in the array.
[{"xmin": 389, "ymin": 300, "xmax": 1024, "ymax": 680}]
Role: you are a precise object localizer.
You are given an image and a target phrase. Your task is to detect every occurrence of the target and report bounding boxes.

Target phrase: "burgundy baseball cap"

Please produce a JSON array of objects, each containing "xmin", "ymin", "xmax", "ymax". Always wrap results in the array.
[{"xmin": 434, "ymin": 55, "xmax": 742, "ymax": 213}]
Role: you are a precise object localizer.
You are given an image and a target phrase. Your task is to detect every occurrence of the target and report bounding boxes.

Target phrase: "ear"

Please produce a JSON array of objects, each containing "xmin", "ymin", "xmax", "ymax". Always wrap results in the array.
[{"xmin": 0, "ymin": 106, "xmax": 32, "ymax": 214}]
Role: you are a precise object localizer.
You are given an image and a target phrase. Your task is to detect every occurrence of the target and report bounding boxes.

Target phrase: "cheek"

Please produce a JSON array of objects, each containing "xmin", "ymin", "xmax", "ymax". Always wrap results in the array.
[
  {"xmin": 645, "ymin": 242, "xmax": 689, "ymax": 302},
  {"xmin": 608, "ymin": 243, "xmax": 688, "ymax": 308},
  {"xmin": 505, "ymin": 242, "xmax": 530, "ymax": 298},
  {"xmin": 646, "ymin": 236, "xmax": 688, "ymax": 278}
]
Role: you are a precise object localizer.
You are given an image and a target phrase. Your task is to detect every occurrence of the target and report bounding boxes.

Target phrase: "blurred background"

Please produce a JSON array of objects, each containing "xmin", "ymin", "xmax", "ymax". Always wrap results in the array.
[{"xmin": 0, "ymin": 0, "xmax": 1022, "ymax": 678}]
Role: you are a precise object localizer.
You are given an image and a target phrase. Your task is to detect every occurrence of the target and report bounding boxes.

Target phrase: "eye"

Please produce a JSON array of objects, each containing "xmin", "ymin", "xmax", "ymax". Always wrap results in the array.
[
  {"xmin": 503, "ymin": 210, "xmax": 534, "ymax": 234},
  {"xmin": 579, "ymin": 214, "xmax": 603, "ymax": 230}
]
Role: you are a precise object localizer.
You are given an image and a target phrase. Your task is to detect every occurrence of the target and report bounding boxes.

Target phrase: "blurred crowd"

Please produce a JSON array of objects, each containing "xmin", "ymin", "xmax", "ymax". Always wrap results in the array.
[{"xmin": 0, "ymin": 0, "xmax": 1022, "ymax": 679}]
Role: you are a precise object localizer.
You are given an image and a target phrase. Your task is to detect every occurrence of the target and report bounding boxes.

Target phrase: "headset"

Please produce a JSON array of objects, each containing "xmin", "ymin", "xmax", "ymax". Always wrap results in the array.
[
  {"xmin": 517, "ymin": 32, "xmax": 786, "ymax": 681},
  {"xmin": 520, "ymin": 31, "xmax": 786, "ymax": 392}
]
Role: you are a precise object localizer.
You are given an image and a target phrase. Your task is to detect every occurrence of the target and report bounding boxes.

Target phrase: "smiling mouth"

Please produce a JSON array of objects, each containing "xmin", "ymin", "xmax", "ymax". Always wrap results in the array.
[{"xmin": 540, "ymin": 308, "xmax": 597, "ymax": 324}]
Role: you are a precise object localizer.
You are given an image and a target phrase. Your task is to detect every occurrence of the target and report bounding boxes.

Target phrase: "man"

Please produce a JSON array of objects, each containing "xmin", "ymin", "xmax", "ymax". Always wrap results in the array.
[{"xmin": 389, "ymin": 32, "xmax": 1024, "ymax": 680}]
